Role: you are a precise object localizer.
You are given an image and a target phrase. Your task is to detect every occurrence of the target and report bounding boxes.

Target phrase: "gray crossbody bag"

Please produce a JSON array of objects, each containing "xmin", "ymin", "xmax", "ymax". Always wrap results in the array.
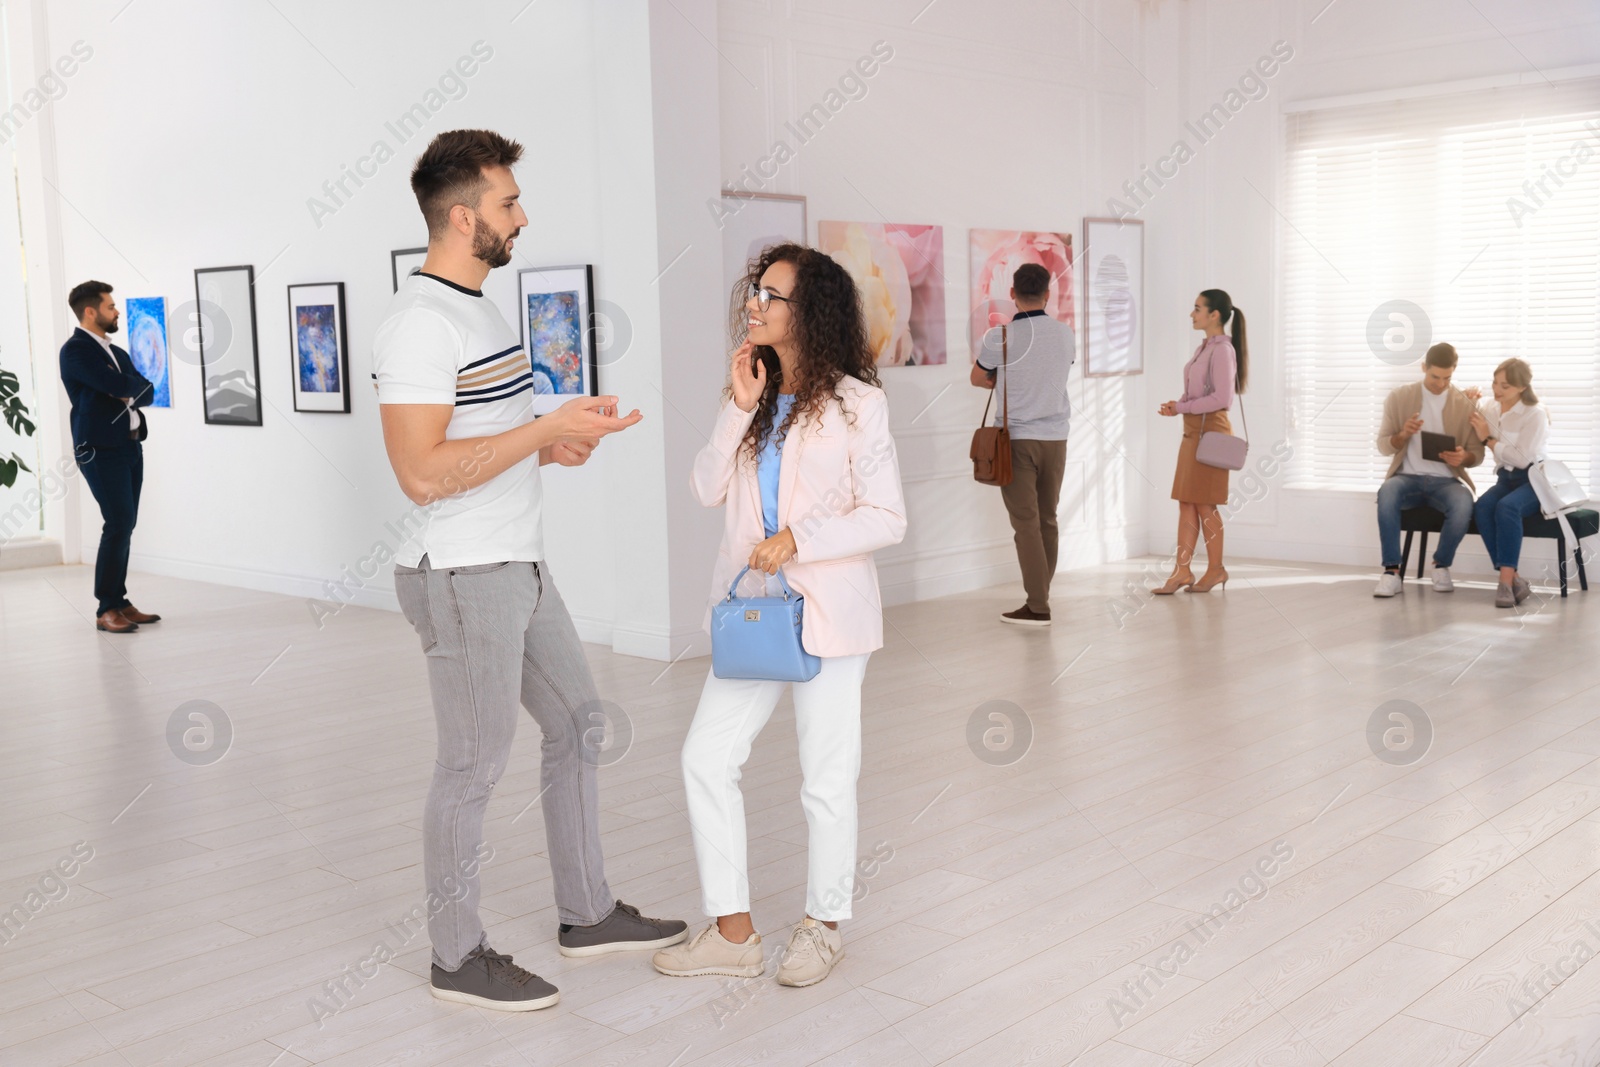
[{"xmin": 1194, "ymin": 349, "xmax": 1249, "ymax": 471}]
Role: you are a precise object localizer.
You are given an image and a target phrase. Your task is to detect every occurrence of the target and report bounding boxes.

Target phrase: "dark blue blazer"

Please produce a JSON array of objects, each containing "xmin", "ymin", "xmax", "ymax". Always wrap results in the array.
[{"xmin": 59, "ymin": 327, "xmax": 153, "ymax": 450}]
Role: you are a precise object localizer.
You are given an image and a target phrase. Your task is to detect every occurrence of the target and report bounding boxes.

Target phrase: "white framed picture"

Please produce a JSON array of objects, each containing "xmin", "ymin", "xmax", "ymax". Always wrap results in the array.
[
  {"xmin": 719, "ymin": 192, "xmax": 806, "ymax": 311},
  {"xmin": 1082, "ymin": 217, "xmax": 1144, "ymax": 377},
  {"xmin": 287, "ymin": 282, "xmax": 350, "ymax": 413},
  {"xmin": 517, "ymin": 265, "xmax": 597, "ymax": 416},
  {"xmin": 390, "ymin": 247, "xmax": 427, "ymax": 292}
]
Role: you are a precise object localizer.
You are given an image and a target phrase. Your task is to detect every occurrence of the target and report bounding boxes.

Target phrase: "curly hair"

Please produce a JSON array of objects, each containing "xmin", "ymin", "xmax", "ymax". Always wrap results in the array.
[{"xmin": 727, "ymin": 242, "xmax": 880, "ymax": 462}]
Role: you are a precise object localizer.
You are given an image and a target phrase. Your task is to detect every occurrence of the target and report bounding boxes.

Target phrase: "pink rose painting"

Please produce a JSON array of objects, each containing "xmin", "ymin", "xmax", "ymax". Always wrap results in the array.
[
  {"xmin": 818, "ymin": 220, "xmax": 947, "ymax": 367},
  {"xmin": 967, "ymin": 229, "xmax": 1075, "ymax": 360}
]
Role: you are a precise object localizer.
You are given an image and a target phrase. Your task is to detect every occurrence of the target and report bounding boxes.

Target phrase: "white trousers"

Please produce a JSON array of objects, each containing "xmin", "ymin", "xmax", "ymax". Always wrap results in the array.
[{"xmin": 681, "ymin": 653, "xmax": 871, "ymax": 922}]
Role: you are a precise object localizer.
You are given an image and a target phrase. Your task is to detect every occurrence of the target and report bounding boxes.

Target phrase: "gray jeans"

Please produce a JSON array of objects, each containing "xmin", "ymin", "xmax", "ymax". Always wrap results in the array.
[{"xmin": 394, "ymin": 557, "xmax": 614, "ymax": 970}]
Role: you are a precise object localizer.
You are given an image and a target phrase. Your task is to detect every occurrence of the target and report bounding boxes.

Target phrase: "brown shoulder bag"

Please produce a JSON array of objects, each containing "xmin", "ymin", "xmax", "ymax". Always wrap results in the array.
[{"xmin": 970, "ymin": 325, "xmax": 1013, "ymax": 486}]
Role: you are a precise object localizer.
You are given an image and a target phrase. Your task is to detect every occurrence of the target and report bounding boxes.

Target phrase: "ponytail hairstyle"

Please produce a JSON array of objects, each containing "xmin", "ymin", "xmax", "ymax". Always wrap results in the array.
[
  {"xmin": 1199, "ymin": 288, "xmax": 1249, "ymax": 394},
  {"xmin": 1495, "ymin": 357, "xmax": 1538, "ymax": 405}
]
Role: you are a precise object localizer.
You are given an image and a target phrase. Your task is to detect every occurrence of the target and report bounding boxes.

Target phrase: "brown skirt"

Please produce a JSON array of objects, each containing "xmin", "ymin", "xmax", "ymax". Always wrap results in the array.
[{"xmin": 1172, "ymin": 411, "xmax": 1232, "ymax": 504}]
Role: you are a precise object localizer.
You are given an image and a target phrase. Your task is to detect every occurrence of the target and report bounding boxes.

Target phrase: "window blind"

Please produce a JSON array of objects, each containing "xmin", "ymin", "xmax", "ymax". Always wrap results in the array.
[{"xmin": 1282, "ymin": 77, "xmax": 1600, "ymax": 492}]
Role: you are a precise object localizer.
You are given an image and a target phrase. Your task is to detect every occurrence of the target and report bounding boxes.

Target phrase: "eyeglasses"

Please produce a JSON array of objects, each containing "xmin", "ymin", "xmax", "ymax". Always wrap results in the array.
[{"xmin": 751, "ymin": 284, "xmax": 793, "ymax": 312}]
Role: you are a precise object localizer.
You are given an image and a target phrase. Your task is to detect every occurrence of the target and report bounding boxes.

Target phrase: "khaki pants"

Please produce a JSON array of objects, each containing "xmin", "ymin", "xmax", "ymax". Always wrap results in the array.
[{"xmin": 1000, "ymin": 438, "xmax": 1067, "ymax": 613}]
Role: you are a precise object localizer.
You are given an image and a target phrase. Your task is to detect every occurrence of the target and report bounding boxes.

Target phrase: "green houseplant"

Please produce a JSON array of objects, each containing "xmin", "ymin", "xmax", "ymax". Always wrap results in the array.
[{"xmin": 1, "ymin": 357, "xmax": 35, "ymax": 488}]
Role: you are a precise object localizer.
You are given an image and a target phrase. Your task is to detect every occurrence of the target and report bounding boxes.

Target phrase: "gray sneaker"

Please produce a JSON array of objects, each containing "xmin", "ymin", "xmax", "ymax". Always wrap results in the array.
[
  {"xmin": 1495, "ymin": 582, "xmax": 1516, "ymax": 608},
  {"xmin": 431, "ymin": 946, "xmax": 559, "ymax": 1011},
  {"xmin": 1513, "ymin": 575, "xmax": 1531, "ymax": 604},
  {"xmin": 558, "ymin": 900, "xmax": 688, "ymax": 958}
]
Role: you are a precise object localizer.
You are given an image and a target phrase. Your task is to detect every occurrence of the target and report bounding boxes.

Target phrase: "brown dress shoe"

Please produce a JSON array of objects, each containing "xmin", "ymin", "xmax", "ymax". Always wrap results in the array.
[
  {"xmin": 96, "ymin": 610, "xmax": 139, "ymax": 633},
  {"xmin": 119, "ymin": 604, "xmax": 161, "ymax": 624}
]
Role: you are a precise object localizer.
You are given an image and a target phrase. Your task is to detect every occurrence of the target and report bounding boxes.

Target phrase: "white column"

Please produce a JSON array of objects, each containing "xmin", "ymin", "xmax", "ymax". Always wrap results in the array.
[
  {"xmin": 2, "ymin": 0, "xmax": 79, "ymax": 562},
  {"xmin": 593, "ymin": 0, "xmax": 727, "ymax": 659}
]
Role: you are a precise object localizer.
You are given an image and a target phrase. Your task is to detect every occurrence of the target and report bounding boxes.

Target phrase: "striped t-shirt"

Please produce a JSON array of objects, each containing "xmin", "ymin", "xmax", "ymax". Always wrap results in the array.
[{"xmin": 372, "ymin": 271, "xmax": 544, "ymax": 568}]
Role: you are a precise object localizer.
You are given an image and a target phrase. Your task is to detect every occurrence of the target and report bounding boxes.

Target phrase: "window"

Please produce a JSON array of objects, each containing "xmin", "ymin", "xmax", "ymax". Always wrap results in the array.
[{"xmin": 1282, "ymin": 77, "xmax": 1600, "ymax": 492}]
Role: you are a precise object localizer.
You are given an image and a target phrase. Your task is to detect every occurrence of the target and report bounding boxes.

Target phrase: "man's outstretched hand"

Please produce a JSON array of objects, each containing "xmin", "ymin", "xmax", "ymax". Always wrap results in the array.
[{"xmin": 549, "ymin": 395, "xmax": 642, "ymax": 442}]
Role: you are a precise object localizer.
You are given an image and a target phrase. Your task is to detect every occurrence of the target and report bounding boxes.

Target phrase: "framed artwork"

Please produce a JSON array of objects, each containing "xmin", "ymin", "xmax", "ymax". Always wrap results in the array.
[
  {"xmin": 287, "ymin": 282, "xmax": 350, "ymax": 413},
  {"xmin": 1082, "ymin": 217, "xmax": 1144, "ymax": 377},
  {"xmin": 967, "ymin": 229, "xmax": 1075, "ymax": 360},
  {"xmin": 391, "ymin": 246, "xmax": 428, "ymax": 292},
  {"xmin": 817, "ymin": 220, "xmax": 946, "ymax": 366},
  {"xmin": 194, "ymin": 265, "xmax": 262, "ymax": 425},
  {"xmin": 124, "ymin": 296, "xmax": 171, "ymax": 408},
  {"xmin": 517, "ymin": 265, "xmax": 597, "ymax": 415},
  {"xmin": 719, "ymin": 192, "xmax": 806, "ymax": 309}
]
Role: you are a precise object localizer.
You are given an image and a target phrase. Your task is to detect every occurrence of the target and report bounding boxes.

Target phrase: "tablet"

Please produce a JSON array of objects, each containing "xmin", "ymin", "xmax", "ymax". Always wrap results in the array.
[{"xmin": 1420, "ymin": 431, "xmax": 1456, "ymax": 462}]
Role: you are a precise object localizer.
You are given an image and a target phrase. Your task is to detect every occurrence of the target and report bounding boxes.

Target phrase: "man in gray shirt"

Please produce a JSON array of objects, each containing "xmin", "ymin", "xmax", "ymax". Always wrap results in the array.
[{"xmin": 970, "ymin": 263, "xmax": 1073, "ymax": 626}]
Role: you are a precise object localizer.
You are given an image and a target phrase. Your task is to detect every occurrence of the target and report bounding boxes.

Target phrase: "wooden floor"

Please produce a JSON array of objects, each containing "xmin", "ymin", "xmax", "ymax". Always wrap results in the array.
[{"xmin": 3, "ymin": 557, "xmax": 1600, "ymax": 1066}]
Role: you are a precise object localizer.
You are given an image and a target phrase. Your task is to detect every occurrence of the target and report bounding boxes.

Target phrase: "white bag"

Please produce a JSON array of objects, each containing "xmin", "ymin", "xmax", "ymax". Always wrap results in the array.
[{"xmin": 1529, "ymin": 457, "xmax": 1589, "ymax": 559}]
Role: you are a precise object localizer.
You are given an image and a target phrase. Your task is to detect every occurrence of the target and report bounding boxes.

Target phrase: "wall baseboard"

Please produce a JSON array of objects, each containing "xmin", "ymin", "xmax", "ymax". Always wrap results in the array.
[
  {"xmin": 127, "ymin": 552, "xmax": 404, "ymax": 613},
  {"xmin": 610, "ymin": 624, "xmax": 712, "ymax": 662},
  {"xmin": 0, "ymin": 537, "xmax": 63, "ymax": 571},
  {"xmin": 1224, "ymin": 534, "xmax": 1599, "ymax": 577},
  {"xmin": 122, "ymin": 520, "xmax": 1162, "ymax": 661}
]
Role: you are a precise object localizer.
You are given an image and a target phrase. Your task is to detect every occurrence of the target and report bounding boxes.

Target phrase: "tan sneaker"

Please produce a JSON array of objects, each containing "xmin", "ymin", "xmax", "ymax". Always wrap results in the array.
[
  {"xmin": 652, "ymin": 922, "xmax": 763, "ymax": 978},
  {"xmin": 776, "ymin": 917, "xmax": 844, "ymax": 987}
]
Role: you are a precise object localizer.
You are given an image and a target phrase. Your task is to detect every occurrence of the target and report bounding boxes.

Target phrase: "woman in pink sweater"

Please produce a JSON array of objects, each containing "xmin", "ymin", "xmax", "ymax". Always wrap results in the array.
[{"xmin": 1154, "ymin": 289, "xmax": 1249, "ymax": 594}]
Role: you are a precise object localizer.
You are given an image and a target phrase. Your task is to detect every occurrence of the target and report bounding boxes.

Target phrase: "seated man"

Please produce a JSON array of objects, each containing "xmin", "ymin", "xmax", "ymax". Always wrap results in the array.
[{"xmin": 1373, "ymin": 342, "xmax": 1484, "ymax": 597}]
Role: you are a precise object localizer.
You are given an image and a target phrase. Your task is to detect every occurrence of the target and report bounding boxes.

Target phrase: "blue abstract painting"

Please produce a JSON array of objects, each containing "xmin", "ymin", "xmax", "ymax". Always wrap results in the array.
[
  {"xmin": 525, "ymin": 291, "xmax": 583, "ymax": 395},
  {"xmin": 125, "ymin": 297, "xmax": 170, "ymax": 408},
  {"xmin": 296, "ymin": 304, "xmax": 340, "ymax": 393}
]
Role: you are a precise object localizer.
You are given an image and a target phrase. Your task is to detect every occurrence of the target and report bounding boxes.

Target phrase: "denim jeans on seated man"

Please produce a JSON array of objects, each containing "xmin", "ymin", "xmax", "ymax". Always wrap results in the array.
[{"xmin": 1376, "ymin": 473, "xmax": 1474, "ymax": 570}]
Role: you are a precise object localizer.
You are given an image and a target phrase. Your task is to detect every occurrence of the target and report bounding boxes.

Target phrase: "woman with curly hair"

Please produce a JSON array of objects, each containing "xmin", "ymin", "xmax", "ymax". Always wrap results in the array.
[{"xmin": 652, "ymin": 243, "xmax": 907, "ymax": 988}]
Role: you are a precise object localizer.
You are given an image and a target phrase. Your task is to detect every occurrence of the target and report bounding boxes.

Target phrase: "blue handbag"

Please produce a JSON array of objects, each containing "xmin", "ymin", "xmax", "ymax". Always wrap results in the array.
[{"xmin": 711, "ymin": 566, "xmax": 822, "ymax": 682}]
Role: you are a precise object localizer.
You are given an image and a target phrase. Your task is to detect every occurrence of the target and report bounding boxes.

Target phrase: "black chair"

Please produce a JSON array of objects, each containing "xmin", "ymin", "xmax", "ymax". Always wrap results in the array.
[{"xmin": 1399, "ymin": 506, "xmax": 1597, "ymax": 597}]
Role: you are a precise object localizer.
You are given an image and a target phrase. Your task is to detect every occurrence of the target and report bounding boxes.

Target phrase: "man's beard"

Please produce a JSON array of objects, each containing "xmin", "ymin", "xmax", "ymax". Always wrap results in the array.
[
  {"xmin": 472, "ymin": 215, "xmax": 517, "ymax": 268},
  {"xmin": 98, "ymin": 310, "xmax": 119, "ymax": 333}
]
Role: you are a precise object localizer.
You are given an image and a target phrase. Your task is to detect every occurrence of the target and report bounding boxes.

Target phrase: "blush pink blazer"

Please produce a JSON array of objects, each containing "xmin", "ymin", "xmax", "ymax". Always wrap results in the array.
[{"xmin": 691, "ymin": 375, "xmax": 907, "ymax": 658}]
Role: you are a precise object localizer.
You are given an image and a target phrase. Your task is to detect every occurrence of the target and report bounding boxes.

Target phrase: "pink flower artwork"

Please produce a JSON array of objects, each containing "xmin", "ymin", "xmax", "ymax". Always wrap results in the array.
[
  {"xmin": 967, "ymin": 229, "xmax": 1075, "ymax": 361},
  {"xmin": 818, "ymin": 220, "xmax": 947, "ymax": 367}
]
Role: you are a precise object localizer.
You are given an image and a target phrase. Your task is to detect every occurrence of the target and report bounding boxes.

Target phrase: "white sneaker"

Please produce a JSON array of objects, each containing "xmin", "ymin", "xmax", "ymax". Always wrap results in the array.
[
  {"xmin": 1432, "ymin": 567, "xmax": 1454, "ymax": 592},
  {"xmin": 1373, "ymin": 572, "xmax": 1404, "ymax": 598},
  {"xmin": 651, "ymin": 923, "xmax": 763, "ymax": 978},
  {"xmin": 776, "ymin": 917, "xmax": 843, "ymax": 987}
]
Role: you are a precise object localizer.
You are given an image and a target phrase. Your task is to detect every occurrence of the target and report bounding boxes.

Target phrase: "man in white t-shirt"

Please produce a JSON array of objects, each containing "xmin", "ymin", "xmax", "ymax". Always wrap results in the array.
[
  {"xmin": 1373, "ymin": 342, "xmax": 1484, "ymax": 597},
  {"xmin": 374, "ymin": 129, "xmax": 686, "ymax": 1012}
]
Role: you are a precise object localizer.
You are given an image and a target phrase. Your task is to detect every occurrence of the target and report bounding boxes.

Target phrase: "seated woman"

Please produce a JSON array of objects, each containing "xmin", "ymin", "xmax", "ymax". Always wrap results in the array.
[{"xmin": 1469, "ymin": 357, "xmax": 1551, "ymax": 608}]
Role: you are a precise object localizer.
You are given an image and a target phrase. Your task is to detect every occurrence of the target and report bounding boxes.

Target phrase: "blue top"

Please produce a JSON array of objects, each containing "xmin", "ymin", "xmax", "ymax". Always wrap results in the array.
[{"xmin": 758, "ymin": 393, "xmax": 797, "ymax": 538}]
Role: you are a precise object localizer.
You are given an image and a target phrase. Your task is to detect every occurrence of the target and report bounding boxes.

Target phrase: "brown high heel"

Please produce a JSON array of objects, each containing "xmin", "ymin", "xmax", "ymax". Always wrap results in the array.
[
  {"xmin": 1191, "ymin": 569, "xmax": 1229, "ymax": 592},
  {"xmin": 1151, "ymin": 570, "xmax": 1196, "ymax": 595}
]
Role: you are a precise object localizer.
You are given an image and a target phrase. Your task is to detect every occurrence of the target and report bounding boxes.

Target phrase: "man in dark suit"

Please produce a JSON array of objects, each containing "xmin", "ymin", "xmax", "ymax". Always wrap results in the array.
[{"xmin": 60, "ymin": 280, "xmax": 162, "ymax": 633}]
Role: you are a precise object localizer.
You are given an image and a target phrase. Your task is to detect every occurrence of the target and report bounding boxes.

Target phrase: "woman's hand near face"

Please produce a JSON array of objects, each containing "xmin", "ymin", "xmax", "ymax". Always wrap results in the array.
[{"xmin": 731, "ymin": 341, "xmax": 767, "ymax": 413}]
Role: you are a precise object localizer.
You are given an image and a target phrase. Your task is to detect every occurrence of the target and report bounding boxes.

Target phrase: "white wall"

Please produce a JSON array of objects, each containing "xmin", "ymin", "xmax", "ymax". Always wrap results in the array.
[
  {"xmin": 715, "ymin": 0, "xmax": 1153, "ymax": 605},
  {"xmin": 1134, "ymin": 0, "xmax": 1600, "ymax": 575},
  {"xmin": 16, "ymin": 0, "xmax": 1598, "ymax": 655},
  {"xmin": 10, "ymin": 0, "xmax": 732, "ymax": 655}
]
